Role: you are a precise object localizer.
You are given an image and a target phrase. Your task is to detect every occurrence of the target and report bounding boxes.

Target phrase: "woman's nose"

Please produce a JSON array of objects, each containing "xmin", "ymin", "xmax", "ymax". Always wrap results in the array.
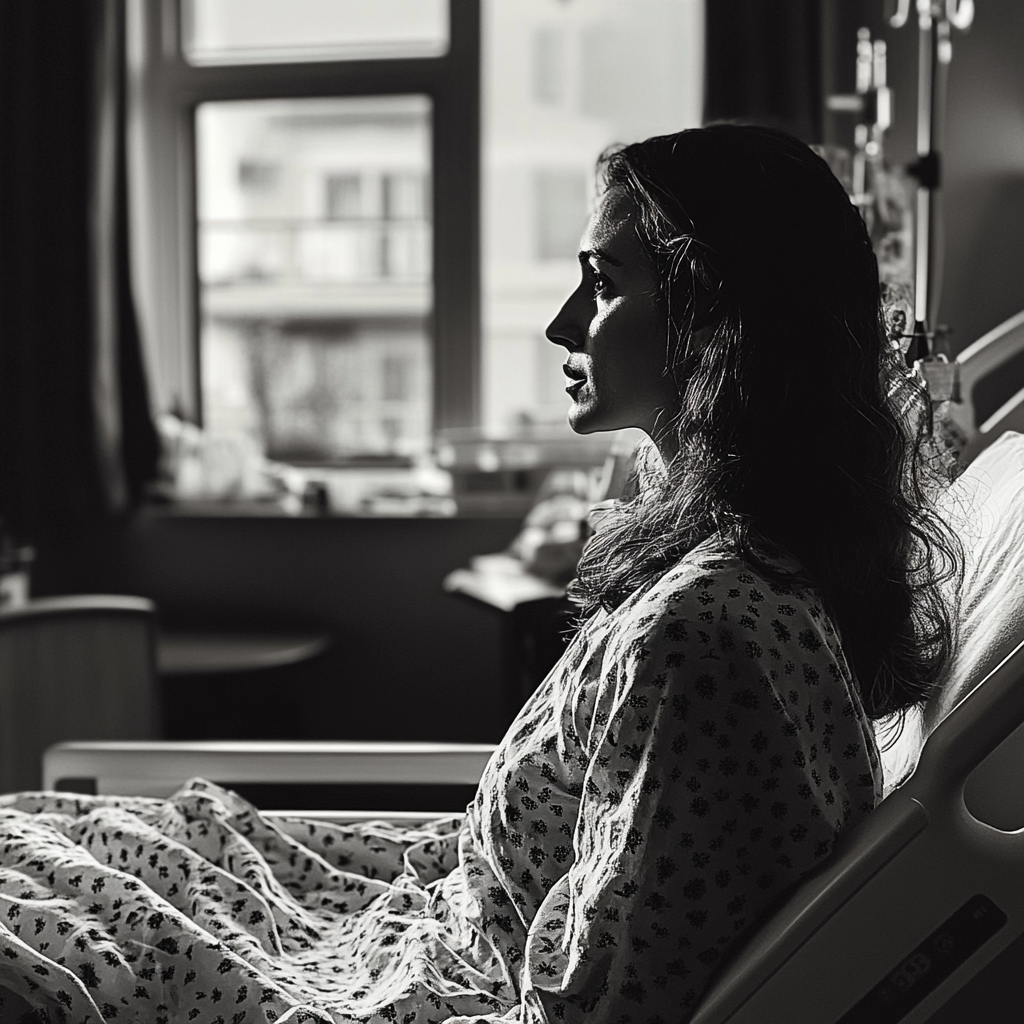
[{"xmin": 545, "ymin": 292, "xmax": 584, "ymax": 351}]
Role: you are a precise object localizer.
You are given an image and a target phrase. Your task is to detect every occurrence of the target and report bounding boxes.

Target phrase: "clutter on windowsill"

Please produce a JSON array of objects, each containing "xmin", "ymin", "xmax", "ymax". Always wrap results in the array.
[
  {"xmin": 447, "ymin": 435, "xmax": 640, "ymax": 602},
  {"xmin": 435, "ymin": 423, "xmax": 625, "ymax": 517},
  {"xmin": 147, "ymin": 414, "xmax": 457, "ymax": 517},
  {"xmin": 506, "ymin": 472, "xmax": 595, "ymax": 584},
  {"xmin": 0, "ymin": 529, "xmax": 35, "ymax": 611}
]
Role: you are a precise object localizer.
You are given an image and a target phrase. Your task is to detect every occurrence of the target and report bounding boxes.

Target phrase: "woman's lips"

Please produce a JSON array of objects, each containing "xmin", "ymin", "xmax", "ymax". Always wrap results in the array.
[{"xmin": 563, "ymin": 363, "xmax": 587, "ymax": 397}]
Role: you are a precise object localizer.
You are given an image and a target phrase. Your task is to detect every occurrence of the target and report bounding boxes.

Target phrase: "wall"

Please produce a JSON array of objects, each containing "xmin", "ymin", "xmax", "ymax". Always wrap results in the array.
[{"xmin": 939, "ymin": 0, "xmax": 1024, "ymax": 360}]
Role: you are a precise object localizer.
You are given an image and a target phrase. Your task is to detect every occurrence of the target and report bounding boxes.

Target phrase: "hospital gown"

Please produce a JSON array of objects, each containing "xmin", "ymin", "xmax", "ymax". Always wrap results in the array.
[{"xmin": 0, "ymin": 537, "xmax": 882, "ymax": 1023}]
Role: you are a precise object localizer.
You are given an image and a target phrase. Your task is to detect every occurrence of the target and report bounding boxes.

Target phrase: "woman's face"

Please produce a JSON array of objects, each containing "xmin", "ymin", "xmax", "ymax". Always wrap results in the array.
[{"xmin": 546, "ymin": 190, "xmax": 678, "ymax": 439}]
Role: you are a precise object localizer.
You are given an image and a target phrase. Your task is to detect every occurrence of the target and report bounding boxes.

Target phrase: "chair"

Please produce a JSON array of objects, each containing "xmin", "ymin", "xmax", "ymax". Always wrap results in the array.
[
  {"xmin": 945, "ymin": 307, "xmax": 1024, "ymax": 461},
  {"xmin": 1, "ymin": 595, "xmax": 157, "ymax": 793}
]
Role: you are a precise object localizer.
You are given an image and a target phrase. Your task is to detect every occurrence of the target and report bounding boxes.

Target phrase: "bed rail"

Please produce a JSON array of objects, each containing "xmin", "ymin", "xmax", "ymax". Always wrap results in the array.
[{"xmin": 42, "ymin": 739, "xmax": 496, "ymax": 800}]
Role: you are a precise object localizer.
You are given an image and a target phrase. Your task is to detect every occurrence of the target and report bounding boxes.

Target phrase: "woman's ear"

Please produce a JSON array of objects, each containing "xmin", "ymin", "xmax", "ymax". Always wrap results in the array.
[
  {"xmin": 673, "ymin": 322, "xmax": 716, "ymax": 381},
  {"xmin": 688, "ymin": 323, "xmax": 715, "ymax": 356}
]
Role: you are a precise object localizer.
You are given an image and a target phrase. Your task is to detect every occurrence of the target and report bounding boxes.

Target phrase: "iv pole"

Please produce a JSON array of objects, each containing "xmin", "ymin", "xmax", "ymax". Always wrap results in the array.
[{"xmin": 889, "ymin": 0, "xmax": 974, "ymax": 376}]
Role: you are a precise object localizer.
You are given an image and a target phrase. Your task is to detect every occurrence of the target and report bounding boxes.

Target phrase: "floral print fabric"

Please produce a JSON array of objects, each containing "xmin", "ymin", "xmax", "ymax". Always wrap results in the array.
[{"xmin": 0, "ymin": 539, "xmax": 881, "ymax": 1023}]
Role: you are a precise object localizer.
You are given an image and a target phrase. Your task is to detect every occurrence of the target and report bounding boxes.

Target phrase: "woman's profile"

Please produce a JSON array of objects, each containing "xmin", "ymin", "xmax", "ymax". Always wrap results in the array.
[{"xmin": 0, "ymin": 124, "xmax": 961, "ymax": 1024}]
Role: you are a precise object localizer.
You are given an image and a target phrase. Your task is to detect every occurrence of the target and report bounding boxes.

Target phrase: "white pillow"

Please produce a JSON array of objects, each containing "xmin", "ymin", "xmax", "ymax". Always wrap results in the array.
[
  {"xmin": 878, "ymin": 431, "xmax": 1024, "ymax": 792},
  {"xmin": 930, "ymin": 431, "xmax": 1024, "ymax": 725}
]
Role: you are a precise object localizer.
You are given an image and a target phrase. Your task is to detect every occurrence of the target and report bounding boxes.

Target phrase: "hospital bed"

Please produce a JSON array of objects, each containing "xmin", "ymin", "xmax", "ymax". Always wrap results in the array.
[
  {"xmin": 35, "ymin": 427, "xmax": 1024, "ymax": 1022},
  {"xmin": 28, "ymin": 315, "xmax": 1024, "ymax": 1020}
]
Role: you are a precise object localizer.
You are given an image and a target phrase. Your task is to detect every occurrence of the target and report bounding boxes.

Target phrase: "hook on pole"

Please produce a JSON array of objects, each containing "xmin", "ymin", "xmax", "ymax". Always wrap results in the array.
[
  {"xmin": 945, "ymin": 0, "xmax": 975, "ymax": 31},
  {"xmin": 889, "ymin": 0, "xmax": 912, "ymax": 29}
]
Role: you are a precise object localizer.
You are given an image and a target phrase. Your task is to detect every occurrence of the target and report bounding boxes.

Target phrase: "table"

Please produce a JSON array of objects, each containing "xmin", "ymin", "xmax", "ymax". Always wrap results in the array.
[
  {"xmin": 443, "ymin": 554, "xmax": 573, "ymax": 719},
  {"xmin": 156, "ymin": 629, "xmax": 332, "ymax": 740},
  {"xmin": 157, "ymin": 631, "xmax": 331, "ymax": 676}
]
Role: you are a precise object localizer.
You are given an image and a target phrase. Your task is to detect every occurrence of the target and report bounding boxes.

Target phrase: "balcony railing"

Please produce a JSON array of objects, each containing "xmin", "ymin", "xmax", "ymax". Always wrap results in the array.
[{"xmin": 199, "ymin": 217, "xmax": 431, "ymax": 287}]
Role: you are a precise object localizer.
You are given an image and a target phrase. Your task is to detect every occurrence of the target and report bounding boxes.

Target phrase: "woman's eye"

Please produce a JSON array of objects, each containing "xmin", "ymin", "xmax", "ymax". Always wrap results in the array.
[{"xmin": 590, "ymin": 270, "xmax": 612, "ymax": 299}]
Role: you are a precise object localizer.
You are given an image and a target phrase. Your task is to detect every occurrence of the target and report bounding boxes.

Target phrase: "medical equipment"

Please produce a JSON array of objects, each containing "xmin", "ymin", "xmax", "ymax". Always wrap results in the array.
[{"xmin": 888, "ymin": 0, "xmax": 975, "ymax": 361}]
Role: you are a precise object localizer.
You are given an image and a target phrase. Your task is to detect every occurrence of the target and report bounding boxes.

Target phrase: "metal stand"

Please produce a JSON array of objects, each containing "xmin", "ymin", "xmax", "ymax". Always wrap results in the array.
[{"xmin": 889, "ymin": 0, "xmax": 975, "ymax": 397}]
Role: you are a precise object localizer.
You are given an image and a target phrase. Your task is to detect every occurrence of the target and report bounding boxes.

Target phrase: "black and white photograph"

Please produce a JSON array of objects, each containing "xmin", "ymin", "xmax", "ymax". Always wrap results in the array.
[{"xmin": 0, "ymin": 1, "xmax": 1022, "ymax": 1021}]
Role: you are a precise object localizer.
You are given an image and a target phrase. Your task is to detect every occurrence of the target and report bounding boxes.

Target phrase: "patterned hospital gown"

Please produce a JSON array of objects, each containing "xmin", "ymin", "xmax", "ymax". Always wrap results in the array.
[{"xmin": 0, "ymin": 537, "xmax": 882, "ymax": 1023}]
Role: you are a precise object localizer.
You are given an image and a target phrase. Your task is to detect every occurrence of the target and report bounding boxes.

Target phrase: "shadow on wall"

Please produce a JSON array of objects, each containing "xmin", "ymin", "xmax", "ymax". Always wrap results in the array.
[
  {"xmin": 31, "ymin": 515, "xmax": 526, "ymax": 746},
  {"xmin": 942, "ymin": 174, "xmax": 1024, "ymax": 353},
  {"xmin": 937, "ymin": 0, "xmax": 1024, "ymax": 349}
]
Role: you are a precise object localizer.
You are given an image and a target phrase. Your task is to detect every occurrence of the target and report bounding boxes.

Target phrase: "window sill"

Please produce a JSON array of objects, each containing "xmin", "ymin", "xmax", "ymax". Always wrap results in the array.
[{"xmin": 140, "ymin": 496, "xmax": 528, "ymax": 520}]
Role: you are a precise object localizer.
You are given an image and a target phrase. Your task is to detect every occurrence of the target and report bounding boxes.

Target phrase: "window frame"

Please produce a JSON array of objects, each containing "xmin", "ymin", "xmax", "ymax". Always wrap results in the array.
[{"xmin": 128, "ymin": 0, "xmax": 481, "ymax": 438}]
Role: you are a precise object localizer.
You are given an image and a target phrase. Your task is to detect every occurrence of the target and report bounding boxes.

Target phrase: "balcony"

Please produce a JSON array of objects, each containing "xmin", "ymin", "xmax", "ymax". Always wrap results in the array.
[{"xmin": 200, "ymin": 217, "xmax": 431, "ymax": 321}]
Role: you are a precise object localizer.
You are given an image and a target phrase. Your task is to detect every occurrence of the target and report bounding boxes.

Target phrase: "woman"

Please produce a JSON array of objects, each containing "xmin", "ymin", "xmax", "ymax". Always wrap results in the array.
[{"xmin": 0, "ymin": 125, "xmax": 960, "ymax": 1024}]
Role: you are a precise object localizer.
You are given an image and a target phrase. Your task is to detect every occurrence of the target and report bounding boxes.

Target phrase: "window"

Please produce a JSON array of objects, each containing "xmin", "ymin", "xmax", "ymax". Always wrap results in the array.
[
  {"xmin": 531, "ymin": 27, "xmax": 565, "ymax": 105},
  {"xmin": 195, "ymin": 96, "xmax": 432, "ymax": 461},
  {"xmin": 325, "ymin": 174, "xmax": 362, "ymax": 221},
  {"xmin": 534, "ymin": 170, "xmax": 589, "ymax": 261},
  {"xmin": 129, "ymin": 0, "xmax": 477, "ymax": 466},
  {"xmin": 129, "ymin": 0, "xmax": 702, "ymax": 498},
  {"xmin": 480, "ymin": 0, "xmax": 704, "ymax": 436}
]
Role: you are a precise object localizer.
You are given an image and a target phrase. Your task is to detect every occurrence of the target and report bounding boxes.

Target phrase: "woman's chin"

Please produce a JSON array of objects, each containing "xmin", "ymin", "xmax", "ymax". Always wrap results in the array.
[
  {"xmin": 567, "ymin": 402, "xmax": 603, "ymax": 435},
  {"xmin": 569, "ymin": 422, "xmax": 597, "ymax": 435}
]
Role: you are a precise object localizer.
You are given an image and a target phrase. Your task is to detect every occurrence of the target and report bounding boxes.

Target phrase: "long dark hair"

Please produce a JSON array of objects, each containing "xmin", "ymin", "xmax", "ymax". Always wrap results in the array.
[{"xmin": 569, "ymin": 124, "xmax": 962, "ymax": 722}]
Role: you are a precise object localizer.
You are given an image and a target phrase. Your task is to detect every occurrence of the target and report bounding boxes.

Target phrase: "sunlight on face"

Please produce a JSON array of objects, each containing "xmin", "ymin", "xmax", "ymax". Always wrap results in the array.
[{"xmin": 545, "ymin": 191, "xmax": 678, "ymax": 441}]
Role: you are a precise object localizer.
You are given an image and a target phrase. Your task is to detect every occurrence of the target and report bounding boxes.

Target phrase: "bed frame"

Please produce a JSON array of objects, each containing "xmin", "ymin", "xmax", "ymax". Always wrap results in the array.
[
  {"xmin": 42, "ymin": 739, "xmax": 495, "ymax": 823},
  {"xmin": 947, "ymin": 308, "xmax": 1024, "ymax": 461}
]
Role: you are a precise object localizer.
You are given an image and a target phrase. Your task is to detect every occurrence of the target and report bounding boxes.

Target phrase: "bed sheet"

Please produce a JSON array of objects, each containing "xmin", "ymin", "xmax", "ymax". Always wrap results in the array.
[{"xmin": 0, "ymin": 779, "xmax": 497, "ymax": 1024}]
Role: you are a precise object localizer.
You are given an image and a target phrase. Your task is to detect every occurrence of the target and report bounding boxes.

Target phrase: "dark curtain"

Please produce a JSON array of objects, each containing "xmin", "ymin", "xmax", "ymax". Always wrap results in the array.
[
  {"xmin": 0, "ymin": 0, "xmax": 160, "ymax": 542},
  {"xmin": 704, "ymin": 0, "xmax": 824, "ymax": 144}
]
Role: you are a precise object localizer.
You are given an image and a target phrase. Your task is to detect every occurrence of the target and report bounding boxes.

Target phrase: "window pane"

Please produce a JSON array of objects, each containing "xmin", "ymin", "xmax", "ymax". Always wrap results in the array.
[
  {"xmin": 183, "ymin": 0, "xmax": 449, "ymax": 64},
  {"xmin": 196, "ymin": 96, "xmax": 432, "ymax": 464},
  {"xmin": 482, "ymin": 0, "xmax": 704, "ymax": 436},
  {"xmin": 535, "ymin": 170, "xmax": 588, "ymax": 260}
]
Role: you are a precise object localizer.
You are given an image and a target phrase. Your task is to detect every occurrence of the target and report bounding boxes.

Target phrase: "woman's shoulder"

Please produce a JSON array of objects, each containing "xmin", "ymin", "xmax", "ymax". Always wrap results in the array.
[
  {"xmin": 635, "ymin": 535, "xmax": 817, "ymax": 616},
  {"xmin": 606, "ymin": 535, "xmax": 843, "ymax": 672},
  {"xmin": 583, "ymin": 533, "xmax": 880, "ymax": 798}
]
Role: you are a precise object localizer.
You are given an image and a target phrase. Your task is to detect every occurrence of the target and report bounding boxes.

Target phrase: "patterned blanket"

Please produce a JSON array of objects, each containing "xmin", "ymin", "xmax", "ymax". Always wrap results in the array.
[{"xmin": 0, "ymin": 780, "xmax": 493, "ymax": 1023}]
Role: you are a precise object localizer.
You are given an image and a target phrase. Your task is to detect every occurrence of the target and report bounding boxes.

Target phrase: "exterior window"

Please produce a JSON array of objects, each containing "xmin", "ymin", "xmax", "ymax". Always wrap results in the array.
[
  {"xmin": 197, "ymin": 96, "xmax": 432, "ymax": 462},
  {"xmin": 382, "ymin": 172, "xmax": 430, "ymax": 278},
  {"xmin": 534, "ymin": 170, "xmax": 588, "ymax": 261},
  {"xmin": 325, "ymin": 174, "xmax": 362, "ymax": 221},
  {"xmin": 531, "ymin": 27, "xmax": 564, "ymax": 105},
  {"xmin": 238, "ymin": 160, "xmax": 280, "ymax": 191},
  {"xmin": 182, "ymin": 0, "xmax": 449, "ymax": 64},
  {"xmin": 382, "ymin": 353, "xmax": 412, "ymax": 402}
]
